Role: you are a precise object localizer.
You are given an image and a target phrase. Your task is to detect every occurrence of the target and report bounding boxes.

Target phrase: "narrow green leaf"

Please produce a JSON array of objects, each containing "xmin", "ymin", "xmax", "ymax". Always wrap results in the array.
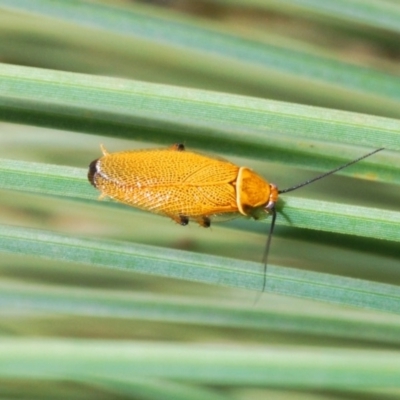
[
  {"xmin": 213, "ymin": 0, "xmax": 400, "ymax": 34},
  {"xmin": 1, "ymin": 64, "xmax": 399, "ymax": 175},
  {"xmin": 1, "ymin": 0, "xmax": 400, "ymax": 118},
  {"xmin": 2, "ymin": 339, "xmax": 400, "ymax": 388},
  {"xmin": 0, "ymin": 159, "xmax": 398, "ymax": 241},
  {"xmin": 0, "ymin": 224, "xmax": 399, "ymax": 313},
  {"xmin": 3, "ymin": 281, "xmax": 400, "ymax": 345},
  {"xmin": 280, "ymin": 196, "xmax": 400, "ymax": 242},
  {"xmin": 92, "ymin": 377, "xmax": 231, "ymax": 400}
]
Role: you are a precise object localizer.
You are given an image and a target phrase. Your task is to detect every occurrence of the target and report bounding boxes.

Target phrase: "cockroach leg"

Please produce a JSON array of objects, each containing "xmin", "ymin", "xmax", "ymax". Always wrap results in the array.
[
  {"xmin": 178, "ymin": 215, "xmax": 189, "ymax": 226},
  {"xmin": 170, "ymin": 143, "xmax": 185, "ymax": 151},
  {"xmin": 199, "ymin": 216, "xmax": 211, "ymax": 228}
]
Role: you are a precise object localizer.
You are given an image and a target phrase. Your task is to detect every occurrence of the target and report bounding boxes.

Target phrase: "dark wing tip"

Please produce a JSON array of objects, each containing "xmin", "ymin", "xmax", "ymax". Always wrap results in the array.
[{"xmin": 88, "ymin": 159, "xmax": 99, "ymax": 187}]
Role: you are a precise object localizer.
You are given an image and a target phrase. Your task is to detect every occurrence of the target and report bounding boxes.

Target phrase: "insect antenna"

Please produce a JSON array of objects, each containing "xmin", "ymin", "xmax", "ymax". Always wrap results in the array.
[
  {"xmin": 279, "ymin": 148, "xmax": 384, "ymax": 194},
  {"xmin": 259, "ymin": 207, "xmax": 277, "ymax": 296},
  {"xmin": 258, "ymin": 147, "xmax": 383, "ymax": 297}
]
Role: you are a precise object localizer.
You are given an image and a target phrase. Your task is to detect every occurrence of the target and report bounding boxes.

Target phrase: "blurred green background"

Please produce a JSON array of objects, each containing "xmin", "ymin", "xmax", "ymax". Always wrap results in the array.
[{"xmin": 0, "ymin": 1, "xmax": 400, "ymax": 399}]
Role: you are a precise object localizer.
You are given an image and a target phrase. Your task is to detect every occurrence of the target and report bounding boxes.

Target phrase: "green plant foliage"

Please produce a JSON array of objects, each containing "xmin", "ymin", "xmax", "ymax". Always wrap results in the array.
[{"xmin": 0, "ymin": 1, "xmax": 399, "ymax": 399}]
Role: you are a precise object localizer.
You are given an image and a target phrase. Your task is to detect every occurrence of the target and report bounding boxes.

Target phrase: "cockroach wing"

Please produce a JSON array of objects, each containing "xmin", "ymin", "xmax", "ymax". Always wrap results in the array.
[{"xmin": 93, "ymin": 148, "xmax": 241, "ymax": 220}]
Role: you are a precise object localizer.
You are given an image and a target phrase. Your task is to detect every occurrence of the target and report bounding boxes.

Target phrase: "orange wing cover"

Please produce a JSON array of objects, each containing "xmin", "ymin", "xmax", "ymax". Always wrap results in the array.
[{"xmin": 90, "ymin": 147, "xmax": 240, "ymax": 220}]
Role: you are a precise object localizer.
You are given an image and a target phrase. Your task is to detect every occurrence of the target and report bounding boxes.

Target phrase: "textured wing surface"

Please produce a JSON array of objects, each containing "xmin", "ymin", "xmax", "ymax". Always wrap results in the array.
[{"xmin": 95, "ymin": 148, "xmax": 240, "ymax": 218}]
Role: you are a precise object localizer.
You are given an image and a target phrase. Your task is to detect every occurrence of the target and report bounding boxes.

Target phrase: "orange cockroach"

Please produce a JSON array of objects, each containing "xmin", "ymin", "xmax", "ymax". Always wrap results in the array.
[{"xmin": 88, "ymin": 143, "xmax": 383, "ymax": 291}]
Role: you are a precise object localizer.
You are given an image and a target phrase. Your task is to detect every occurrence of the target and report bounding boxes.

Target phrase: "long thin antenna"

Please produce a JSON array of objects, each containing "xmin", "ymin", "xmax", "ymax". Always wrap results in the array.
[
  {"xmin": 257, "ymin": 147, "xmax": 384, "ymax": 298},
  {"xmin": 262, "ymin": 208, "xmax": 277, "ymax": 291},
  {"xmin": 279, "ymin": 148, "xmax": 384, "ymax": 194},
  {"xmin": 253, "ymin": 207, "xmax": 277, "ymax": 303}
]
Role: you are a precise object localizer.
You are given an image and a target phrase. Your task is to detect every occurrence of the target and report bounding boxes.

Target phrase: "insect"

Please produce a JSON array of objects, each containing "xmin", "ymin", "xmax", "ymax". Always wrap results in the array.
[{"xmin": 88, "ymin": 143, "xmax": 383, "ymax": 291}]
